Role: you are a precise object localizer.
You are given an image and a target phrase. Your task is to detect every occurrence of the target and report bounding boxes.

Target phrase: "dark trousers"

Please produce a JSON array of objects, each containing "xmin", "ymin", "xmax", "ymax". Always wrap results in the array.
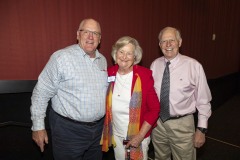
[{"xmin": 49, "ymin": 109, "xmax": 104, "ymax": 160}]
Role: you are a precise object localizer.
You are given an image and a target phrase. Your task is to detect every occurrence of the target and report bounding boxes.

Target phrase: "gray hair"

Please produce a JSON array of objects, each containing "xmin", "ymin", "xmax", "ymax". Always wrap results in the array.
[
  {"xmin": 78, "ymin": 18, "xmax": 101, "ymax": 33},
  {"xmin": 111, "ymin": 36, "xmax": 142, "ymax": 64},
  {"xmin": 158, "ymin": 27, "xmax": 182, "ymax": 42}
]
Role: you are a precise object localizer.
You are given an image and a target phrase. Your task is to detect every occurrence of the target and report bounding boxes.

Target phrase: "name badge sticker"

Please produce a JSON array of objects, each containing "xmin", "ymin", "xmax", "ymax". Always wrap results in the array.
[{"xmin": 108, "ymin": 76, "xmax": 116, "ymax": 82}]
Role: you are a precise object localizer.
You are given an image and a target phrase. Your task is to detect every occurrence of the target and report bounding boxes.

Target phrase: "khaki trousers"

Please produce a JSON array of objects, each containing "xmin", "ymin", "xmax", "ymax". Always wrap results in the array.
[{"xmin": 151, "ymin": 115, "xmax": 196, "ymax": 160}]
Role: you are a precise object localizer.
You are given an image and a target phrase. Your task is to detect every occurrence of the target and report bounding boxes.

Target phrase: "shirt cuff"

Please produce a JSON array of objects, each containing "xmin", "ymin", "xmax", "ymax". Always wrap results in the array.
[
  {"xmin": 31, "ymin": 119, "xmax": 45, "ymax": 131},
  {"xmin": 197, "ymin": 115, "xmax": 208, "ymax": 128}
]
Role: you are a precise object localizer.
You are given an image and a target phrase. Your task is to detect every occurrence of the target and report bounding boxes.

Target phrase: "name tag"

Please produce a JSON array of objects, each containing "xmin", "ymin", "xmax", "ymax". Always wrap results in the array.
[{"xmin": 108, "ymin": 76, "xmax": 116, "ymax": 82}]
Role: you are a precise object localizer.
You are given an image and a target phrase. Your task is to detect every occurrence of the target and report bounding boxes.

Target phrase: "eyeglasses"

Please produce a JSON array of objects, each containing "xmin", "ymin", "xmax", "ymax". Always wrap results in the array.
[
  {"xmin": 79, "ymin": 29, "xmax": 101, "ymax": 38},
  {"xmin": 160, "ymin": 39, "xmax": 177, "ymax": 45},
  {"xmin": 117, "ymin": 50, "xmax": 134, "ymax": 58}
]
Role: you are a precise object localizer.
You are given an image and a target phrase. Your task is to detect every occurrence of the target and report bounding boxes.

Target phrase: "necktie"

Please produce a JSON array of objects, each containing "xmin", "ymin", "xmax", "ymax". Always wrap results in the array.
[{"xmin": 160, "ymin": 61, "xmax": 170, "ymax": 122}]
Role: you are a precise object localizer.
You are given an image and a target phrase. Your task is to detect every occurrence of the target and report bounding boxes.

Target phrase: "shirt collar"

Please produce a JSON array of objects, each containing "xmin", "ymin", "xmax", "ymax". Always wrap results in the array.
[
  {"xmin": 164, "ymin": 53, "xmax": 181, "ymax": 68},
  {"xmin": 78, "ymin": 45, "xmax": 101, "ymax": 59}
]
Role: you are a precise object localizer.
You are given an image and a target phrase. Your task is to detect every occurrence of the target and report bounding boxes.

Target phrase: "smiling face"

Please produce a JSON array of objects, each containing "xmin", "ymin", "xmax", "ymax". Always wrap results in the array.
[
  {"xmin": 159, "ymin": 27, "xmax": 182, "ymax": 60},
  {"xmin": 77, "ymin": 19, "xmax": 101, "ymax": 57},
  {"xmin": 116, "ymin": 43, "xmax": 135, "ymax": 74}
]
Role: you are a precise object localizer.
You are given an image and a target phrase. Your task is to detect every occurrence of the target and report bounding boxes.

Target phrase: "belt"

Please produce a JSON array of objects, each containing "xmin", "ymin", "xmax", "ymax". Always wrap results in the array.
[
  {"xmin": 55, "ymin": 111, "xmax": 103, "ymax": 126},
  {"xmin": 169, "ymin": 114, "xmax": 191, "ymax": 120}
]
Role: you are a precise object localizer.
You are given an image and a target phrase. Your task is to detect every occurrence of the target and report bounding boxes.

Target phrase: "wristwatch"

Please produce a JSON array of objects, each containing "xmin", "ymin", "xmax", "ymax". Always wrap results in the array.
[{"xmin": 197, "ymin": 127, "xmax": 208, "ymax": 134}]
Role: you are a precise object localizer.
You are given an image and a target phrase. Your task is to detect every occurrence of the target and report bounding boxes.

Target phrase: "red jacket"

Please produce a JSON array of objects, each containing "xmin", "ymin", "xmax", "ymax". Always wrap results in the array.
[{"xmin": 107, "ymin": 65, "xmax": 160, "ymax": 137}]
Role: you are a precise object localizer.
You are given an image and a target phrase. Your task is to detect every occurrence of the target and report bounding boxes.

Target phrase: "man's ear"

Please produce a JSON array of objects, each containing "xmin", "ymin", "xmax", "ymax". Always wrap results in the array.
[
  {"xmin": 178, "ymin": 39, "xmax": 182, "ymax": 47},
  {"xmin": 76, "ymin": 30, "xmax": 80, "ymax": 40}
]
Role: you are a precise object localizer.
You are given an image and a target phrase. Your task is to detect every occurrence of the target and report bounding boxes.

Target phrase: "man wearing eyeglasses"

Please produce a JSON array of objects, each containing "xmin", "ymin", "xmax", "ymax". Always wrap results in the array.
[{"xmin": 30, "ymin": 18, "xmax": 108, "ymax": 160}]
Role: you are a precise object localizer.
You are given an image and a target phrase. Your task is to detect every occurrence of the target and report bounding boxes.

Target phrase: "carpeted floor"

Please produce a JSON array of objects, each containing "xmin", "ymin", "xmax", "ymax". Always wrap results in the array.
[
  {"xmin": 197, "ymin": 93, "xmax": 240, "ymax": 160},
  {"xmin": 0, "ymin": 94, "xmax": 240, "ymax": 160}
]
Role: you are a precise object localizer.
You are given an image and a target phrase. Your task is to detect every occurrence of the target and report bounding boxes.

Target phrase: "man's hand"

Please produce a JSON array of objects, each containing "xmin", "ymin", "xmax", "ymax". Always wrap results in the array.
[
  {"xmin": 32, "ymin": 129, "xmax": 48, "ymax": 152},
  {"xmin": 193, "ymin": 129, "xmax": 206, "ymax": 148}
]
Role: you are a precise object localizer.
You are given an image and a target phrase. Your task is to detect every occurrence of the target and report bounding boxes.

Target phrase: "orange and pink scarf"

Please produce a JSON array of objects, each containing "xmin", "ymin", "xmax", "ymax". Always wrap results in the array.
[{"xmin": 101, "ymin": 74, "xmax": 143, "ymax": 160}]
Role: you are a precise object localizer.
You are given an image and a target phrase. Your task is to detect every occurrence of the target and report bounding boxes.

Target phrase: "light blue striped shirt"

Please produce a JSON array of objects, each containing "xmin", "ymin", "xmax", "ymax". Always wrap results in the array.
[{"xmin": 30, "ymin": 44, "xmax": 108, "ymax": 131}]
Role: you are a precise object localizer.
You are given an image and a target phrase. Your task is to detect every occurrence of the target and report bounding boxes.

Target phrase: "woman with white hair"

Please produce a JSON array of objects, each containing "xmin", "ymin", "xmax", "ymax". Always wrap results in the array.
[{"xmin": 101, "ymin": 36, "xmax": 160, "ymax": 160}]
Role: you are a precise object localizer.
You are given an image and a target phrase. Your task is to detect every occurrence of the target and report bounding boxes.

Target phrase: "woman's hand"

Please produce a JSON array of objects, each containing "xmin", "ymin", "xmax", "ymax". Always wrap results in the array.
[
  {"xmin": 126, "ymin": 134, "xmax": 144, "ymax": 148},
  {"xmin": 125, "ymin": 121, "xmax": 152, "ymax": 148}
]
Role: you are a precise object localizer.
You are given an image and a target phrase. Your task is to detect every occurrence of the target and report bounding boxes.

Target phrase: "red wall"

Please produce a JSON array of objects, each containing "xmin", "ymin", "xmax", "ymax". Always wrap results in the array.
[{"xmin": 0, "ymin": 0, "xmax": 240, "ymax": 79}]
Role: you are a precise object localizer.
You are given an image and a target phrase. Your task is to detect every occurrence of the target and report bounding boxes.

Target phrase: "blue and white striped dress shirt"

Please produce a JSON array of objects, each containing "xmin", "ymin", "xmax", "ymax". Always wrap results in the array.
[{"xmin": 30, "ymin": 44, "xmax": 108, "ymax": 131}]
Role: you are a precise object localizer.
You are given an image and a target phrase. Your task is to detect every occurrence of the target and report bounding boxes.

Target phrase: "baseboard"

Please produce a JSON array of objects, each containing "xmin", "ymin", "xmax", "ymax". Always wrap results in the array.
[{"xmin": 0, "ymin": 80, "xmax": 37, "ymax": 93}]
